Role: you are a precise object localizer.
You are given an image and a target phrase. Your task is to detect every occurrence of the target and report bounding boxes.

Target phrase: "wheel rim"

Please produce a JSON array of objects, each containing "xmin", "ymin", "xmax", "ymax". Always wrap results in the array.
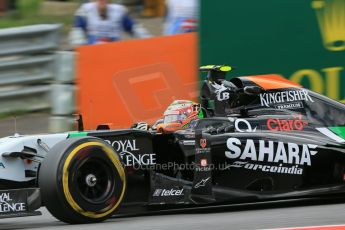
[{"xmin": 75, "ymin": 157, "xmax": 115, "ymax": 204}]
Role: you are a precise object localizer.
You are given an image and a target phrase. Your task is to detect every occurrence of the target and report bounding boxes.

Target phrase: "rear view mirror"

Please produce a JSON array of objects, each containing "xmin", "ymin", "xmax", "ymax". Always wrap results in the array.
[{"xmin": 243, "ymin": 86, "xmax": 263, "ymax": 95}]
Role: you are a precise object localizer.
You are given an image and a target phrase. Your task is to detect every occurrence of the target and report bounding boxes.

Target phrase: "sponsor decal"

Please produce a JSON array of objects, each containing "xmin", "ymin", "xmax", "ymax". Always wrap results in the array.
[
  {"xmin": 200, "ymin": 158, "xmax": 208, "ymax": 167},
  {"xmin": 260, "ymin": 90, "xmax": 314, "ymax": 107},
  {"xmin": 211, "ymin": 83, "xmax": 230, "ymax": 101},
  {"xmin": 275, "ymin": 102, "xmax": 304, "ymax": 110},
  {"xmin": 111, "ymin": 139, "xmax": 139, "ymax": 152},
  {"xmin": 225, "ymin": 138, "xmax": 318, "ymax": 166},
  {"xmin": 196, "ymin": 166, "xmax": 211, "ymax": 172},
  {"xmin": 196, "ymin": 159, "xmax": 211, "ymax": 172},
  {"xmin": 182, "ymin": 140, "xmax": 195, "ymax": 146},
  {"xmin": 228, "ymin": 118, "xmax": 257, "ymax": 132},
  {"xmin": 0, "ymin": 162, "xmax": 4, "ymax": 168},
  {"xmin": 267, "ymin": 115, "xmax": 308, "ymax": 131},
  {"xmin": 194, "ymin": 177, "xmax": 211, "ymax": 188},
  {"xmin": 153, "ymin": 188, "xmax": 184, "ymax": 197},
  {"xmin": 200, "ymin": 139, "xmax": 207, "ymax": 149},
  {"xmin": 196, "ymin": 138, "xmax": 210, "ymax": 154},
  {"xmin": 105, "ymin": 139, "xmax": 156, "ymax": 166},
  {"xmin": 0, "ymin": 193, "xmax": 26, "ymax": 213},
  {"xmin": 228, "ymin": 161, "xmax": 303, "ymax": 175}
]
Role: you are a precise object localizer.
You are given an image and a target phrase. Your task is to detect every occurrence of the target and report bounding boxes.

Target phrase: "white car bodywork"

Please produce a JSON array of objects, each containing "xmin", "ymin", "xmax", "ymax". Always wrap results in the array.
[{"xmin": 0, "ymin": 133, "xmax": 68, "ymax": 182}]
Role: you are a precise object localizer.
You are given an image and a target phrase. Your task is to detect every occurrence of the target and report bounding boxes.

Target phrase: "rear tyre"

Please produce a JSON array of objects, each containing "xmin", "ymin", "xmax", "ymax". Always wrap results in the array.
[{"xmin": 39, "ymin": 137, "xmax": 126, "ymax": 224}]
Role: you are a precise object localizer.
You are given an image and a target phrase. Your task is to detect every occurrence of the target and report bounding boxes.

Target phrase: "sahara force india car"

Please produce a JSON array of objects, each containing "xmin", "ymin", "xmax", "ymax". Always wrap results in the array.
[{"xmin": 0, "ymin": 65, "xmax": 345, "ymax": 224}]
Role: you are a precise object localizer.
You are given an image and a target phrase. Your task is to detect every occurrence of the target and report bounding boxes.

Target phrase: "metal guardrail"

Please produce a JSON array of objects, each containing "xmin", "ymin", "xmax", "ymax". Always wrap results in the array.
[
  {"xmin": 0, "ymin": 24, "xmax": 62, "ymax": 115},
  {"xmin": 0, "ymin": 55, "xmax": 55, "ymax": 86},
  {"xmin": 0, "ymin": 86, "xmax": 51, "ymax": 114},
  {"xmin": 0, "ymin": 24, "xmax": 75, "ymax": 130},
  {"xmin": 0, "ymin": 24, "xmax": 61, "ymax": 56},
  {"xmin": 0, "ymin": 52, "xmax": 76, "ymax": 117}
]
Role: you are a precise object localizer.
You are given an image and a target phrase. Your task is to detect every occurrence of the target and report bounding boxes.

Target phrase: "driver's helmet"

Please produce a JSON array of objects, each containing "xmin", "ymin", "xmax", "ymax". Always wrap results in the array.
[{"xmin": 156, "ymin": 100, "xmax": 202, "ymax": 133}]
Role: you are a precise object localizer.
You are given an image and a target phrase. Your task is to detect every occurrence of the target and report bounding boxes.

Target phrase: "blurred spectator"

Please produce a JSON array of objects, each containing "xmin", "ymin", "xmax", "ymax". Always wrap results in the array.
[
  {"xmin": 164, "ymin": 0, "xmax": 198, "ymax": 35},
  {"xmin": 70, "ymin": 0, "xmax": 151, "ymax": 47}
]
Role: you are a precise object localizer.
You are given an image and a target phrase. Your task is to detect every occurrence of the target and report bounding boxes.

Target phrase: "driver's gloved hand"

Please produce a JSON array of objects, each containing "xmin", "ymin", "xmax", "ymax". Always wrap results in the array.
[
  {"xmin": 224, "ymin": 125, "xmax": 234, "ymax": 133},
  {"xmin": 204, "ymin": 126, "xmax": 217, "ymax": 134},
  {"xmin": 131, "ymin": 122, "xmax": 149, "ymax": 130}
]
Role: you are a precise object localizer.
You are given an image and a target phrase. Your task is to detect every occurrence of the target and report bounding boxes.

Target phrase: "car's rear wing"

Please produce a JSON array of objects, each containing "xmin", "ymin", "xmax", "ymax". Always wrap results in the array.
[{"xmin": 199, "ymin": 65, "xmax": 233, "ymax": 82}]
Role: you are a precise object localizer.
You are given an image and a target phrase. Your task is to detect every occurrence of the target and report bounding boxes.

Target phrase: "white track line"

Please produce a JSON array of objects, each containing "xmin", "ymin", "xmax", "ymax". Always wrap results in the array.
[{"xmin": 264, "ymin": 224, "xmax": 345, "ymax": 230}]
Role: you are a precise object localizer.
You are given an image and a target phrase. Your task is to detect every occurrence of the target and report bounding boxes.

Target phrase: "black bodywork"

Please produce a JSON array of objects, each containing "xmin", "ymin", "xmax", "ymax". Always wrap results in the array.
[
  {"xmin": 2, "ymin": 67, "xmax": 345, "ymax": 218},
  {"xmin": 86, "ymin": 70, "xmax": 345, "ymax": 212}
]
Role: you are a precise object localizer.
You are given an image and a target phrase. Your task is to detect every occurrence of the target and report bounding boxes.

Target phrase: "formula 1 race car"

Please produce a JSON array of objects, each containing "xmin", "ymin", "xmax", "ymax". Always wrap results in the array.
[{"xmin": 0, "ymin": 65, "xmax": 345, "ymax": 224}]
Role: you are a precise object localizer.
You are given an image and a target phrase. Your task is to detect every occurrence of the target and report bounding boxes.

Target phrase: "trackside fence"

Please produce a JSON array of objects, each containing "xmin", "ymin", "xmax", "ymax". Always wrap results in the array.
[{"xmin": 0, "ymin": 24, "xmax": 75, "ymax": 132}]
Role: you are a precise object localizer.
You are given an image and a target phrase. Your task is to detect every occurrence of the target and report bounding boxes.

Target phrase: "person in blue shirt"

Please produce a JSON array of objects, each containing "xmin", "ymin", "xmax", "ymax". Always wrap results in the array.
[{"xmin": 71, "ymin": 0, "xmax": 151, "ymax": 46}]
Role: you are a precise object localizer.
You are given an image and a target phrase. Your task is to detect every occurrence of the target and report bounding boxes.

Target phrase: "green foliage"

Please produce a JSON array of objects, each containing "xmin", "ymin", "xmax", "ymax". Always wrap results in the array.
[
  {"xmin": 16, "ymin": 0, "xmax": 43, "ymax": 18},
  {"xmin": 0, "ymin": 110, "xmax": 29, "ymax": 120},
  {"xmin": 0, "ymin": 0, "xmax": 73, "ymax": 33}
]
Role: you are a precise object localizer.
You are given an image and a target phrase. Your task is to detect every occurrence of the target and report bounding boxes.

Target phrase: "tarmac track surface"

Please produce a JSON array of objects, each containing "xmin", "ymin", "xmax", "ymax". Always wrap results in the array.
[{"xmin": 2, "ymin": 198, "xmax": 345, "ymax": 230}]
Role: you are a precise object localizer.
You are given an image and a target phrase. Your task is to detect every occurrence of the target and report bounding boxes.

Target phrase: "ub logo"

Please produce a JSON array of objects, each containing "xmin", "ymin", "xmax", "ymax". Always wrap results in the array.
[{"xmin": 312, "ymin": 0, "xmax": 345, "ymax": 51}]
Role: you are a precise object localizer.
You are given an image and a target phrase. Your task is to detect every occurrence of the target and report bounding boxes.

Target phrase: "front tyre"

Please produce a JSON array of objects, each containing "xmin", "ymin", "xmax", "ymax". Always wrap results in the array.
[{"xmin": 39, "ymin": 137, "xmax": 126, "ymax": 224}]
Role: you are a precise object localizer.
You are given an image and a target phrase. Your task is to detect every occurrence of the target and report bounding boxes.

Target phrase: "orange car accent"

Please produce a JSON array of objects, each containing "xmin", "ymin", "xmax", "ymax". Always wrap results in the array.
[
  {"xmin": 156, "ymin": 114, "xmax": 198, "ymax": 133},
  {"xmin": 156, "ymin": 122, "xmax": 181, "ymax": 133},
  {"xmin": 243, "ymin": 74, "xmax": 302, "ymax": 90}
]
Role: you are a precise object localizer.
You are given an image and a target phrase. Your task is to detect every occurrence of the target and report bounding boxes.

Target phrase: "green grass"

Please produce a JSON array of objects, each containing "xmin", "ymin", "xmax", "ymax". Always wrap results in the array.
[
  {"xmin": 17, "ymin": 0, "xmax": 43, "ymax": 17},
  {"xmin": 0, "ymin": 109, "xmax": 51, "ymax": 120},
  {"xmin": 0, "ymin": 0, "xmax": 74, "ymax": 33},
  {"xmin": 0, "ymin": 15, "xmax": 73, "ymax": 29},
  {"xmin": 0, "ymin": 15, "xmax": 73, "ymax": 37},
  {"xmin": 0, "ymin": 110, "xmax": 31, "ymax": 119}
]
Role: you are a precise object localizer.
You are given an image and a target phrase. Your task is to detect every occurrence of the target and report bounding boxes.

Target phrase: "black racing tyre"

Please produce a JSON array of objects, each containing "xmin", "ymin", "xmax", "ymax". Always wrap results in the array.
[{"xmin": 38, "ymin": 137, "xmax": 126, "ymax": 224}]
